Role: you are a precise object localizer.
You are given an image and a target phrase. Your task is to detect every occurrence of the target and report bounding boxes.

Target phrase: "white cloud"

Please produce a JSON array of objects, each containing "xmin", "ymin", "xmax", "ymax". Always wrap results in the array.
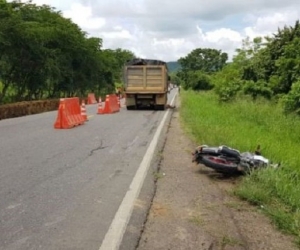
[
  {"xmin": 101, "ymin": 28, "xmax": 132, "ymax": 39},
  {"xmin": 30, "ymin": 0, "xmax": 72, "ymax": 11},
  {"xmin": 10, "ymin": 0, "xmax": 300, "ymax": 61},
  {"xmin": 243, "ymin": 10, "xmax": 298, "ymax": 38},
  {"xmin": 201, "ymin": 28, "xmax": 243, "ymax": 43},
  {"xmin": 63, "ymin": 3, "xmax": 105, "ymax": 31}
]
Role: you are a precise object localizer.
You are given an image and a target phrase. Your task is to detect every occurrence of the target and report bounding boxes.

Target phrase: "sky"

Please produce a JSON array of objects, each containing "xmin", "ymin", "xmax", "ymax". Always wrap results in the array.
[{"xmin": 16, "ymin": 0, "xmax": 300, "ymax": 61}]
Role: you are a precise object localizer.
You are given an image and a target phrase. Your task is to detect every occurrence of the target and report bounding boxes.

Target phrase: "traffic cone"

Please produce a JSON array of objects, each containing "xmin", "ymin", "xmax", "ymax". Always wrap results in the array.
[
  {"xmin": 117, "ymin": 95, "xmax": 121, "ymax": 107},
  {"xmin": 81, "ymin": 100, "xmax": 88, "ymax": 121},
  {"xmin": 97, "ymin": 97, "xmax": 103, "ymax": 114}
]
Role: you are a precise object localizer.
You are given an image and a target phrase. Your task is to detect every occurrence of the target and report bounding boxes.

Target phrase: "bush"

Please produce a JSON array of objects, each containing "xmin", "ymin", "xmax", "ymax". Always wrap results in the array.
[
  {"xmin": 281, "ymin": 80, "xmax": 300, "ymax": 114},
  {"xmin": 243, "ymin": 80, "xmax": 273, "ymax": 100},
  {"xmin": 191, "ymin": 72, "xmax": 213, "ymax": 91},
  {"xmin": 214, "ymin": 79, "xmax": 242, "ymax": 102},
  {"xmin": 182, "ymin": 71, "xmax": 213, "ymax": 91}
]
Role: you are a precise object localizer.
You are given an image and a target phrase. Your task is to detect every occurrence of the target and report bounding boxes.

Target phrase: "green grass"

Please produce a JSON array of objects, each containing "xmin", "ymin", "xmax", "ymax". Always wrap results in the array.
[
  {"xmin": 180, "ymin": 90, "xmax": 300, "ymax": 243},
  {"xmin": 189, "ymin": 214, "xmax": 204, "ymax": 226},
  {"xmin": 221, "ymin": 235, "xmax": 244, "ymax": 248}
]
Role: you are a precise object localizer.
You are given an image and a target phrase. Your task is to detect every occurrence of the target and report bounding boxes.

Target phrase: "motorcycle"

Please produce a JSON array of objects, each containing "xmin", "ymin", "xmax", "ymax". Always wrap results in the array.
[{"xmin": 192, "ymin": 144, "xmax": 272, "ymax": 174}]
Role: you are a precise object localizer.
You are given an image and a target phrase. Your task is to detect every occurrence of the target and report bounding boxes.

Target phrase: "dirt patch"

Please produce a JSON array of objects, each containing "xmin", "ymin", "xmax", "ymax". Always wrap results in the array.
[{"xmin": 137, "ymin": 98, "xmax": 298, "ymax": 250}]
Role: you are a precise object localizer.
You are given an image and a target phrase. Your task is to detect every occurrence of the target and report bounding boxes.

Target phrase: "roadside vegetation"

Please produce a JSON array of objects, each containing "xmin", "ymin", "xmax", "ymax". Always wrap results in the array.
[
  {"xmin": 180, "ymin": 90, "xmax": 300, "ymax": 243},
  {"xmin": 175, "ymin": 20, "xmax": 300, "ymax": 245}
]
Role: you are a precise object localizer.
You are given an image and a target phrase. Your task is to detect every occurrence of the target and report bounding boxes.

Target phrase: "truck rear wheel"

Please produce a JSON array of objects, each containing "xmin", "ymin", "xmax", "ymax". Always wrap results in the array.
[
  {"xmin": 154, "ymin": 105, "xmax": 165, "ymax": 110},
  {"xmin": 126, "ymin": 105, "xmax": 136, "ymax": 110}
]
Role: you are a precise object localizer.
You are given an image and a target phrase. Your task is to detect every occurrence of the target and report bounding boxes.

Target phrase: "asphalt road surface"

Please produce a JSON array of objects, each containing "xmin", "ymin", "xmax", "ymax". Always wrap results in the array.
[{"xmin": 0, "ymin": 90, "xmax": 177, "ymax": 250}]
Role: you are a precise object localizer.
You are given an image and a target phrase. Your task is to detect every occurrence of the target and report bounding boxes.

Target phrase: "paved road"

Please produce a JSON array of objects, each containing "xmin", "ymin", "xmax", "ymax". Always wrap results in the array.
[{"xmin": 0, "ymin": 90, "xmax": 176, "ymax": 250}]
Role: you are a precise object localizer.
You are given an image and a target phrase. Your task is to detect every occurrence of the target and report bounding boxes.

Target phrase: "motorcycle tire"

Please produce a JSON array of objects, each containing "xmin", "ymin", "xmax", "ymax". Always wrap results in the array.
[
  {"xmin": 201, "ymin": 156, "xmax": 240, "ymax": 174},
  {"xmin": 219, "ymin": 146, "xmax": 240, "ymax": 158}
]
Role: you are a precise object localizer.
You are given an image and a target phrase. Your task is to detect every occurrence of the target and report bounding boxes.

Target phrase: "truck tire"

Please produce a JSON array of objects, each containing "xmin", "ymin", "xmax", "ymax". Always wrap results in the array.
[
  {"xmin": 126, "ymin": 105, "xmax": 136, "ymax": 110},
  {"xmin": 154, "ymin": 105, "xmax": 165, "ymax": 110}
]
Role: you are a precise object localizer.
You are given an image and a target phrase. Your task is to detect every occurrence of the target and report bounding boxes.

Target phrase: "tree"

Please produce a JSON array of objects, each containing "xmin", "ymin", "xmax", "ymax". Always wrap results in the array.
[
  {"xmin": 250, "ymin": 20, "xmax": 300, "ymax": 95},
  {"xmin": 0, "ymin": 0, "xmax": 135, "ymax": 103},
  {"xmin": 177, "ymin": 48, "xmax": 228, "ymax": 88},
  {"xmin": 179, "ymin": 48, "xmax": 228, "ymax": 73}
]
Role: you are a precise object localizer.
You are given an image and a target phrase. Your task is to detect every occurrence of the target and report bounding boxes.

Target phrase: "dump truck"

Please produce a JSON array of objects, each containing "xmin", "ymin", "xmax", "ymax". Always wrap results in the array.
[{"xmin": 123, "ymin": 58, "xmax": 170, "ymax": 110}]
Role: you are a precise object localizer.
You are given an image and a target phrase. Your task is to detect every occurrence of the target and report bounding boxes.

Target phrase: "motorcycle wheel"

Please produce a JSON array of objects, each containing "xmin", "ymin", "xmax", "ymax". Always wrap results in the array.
[{"xmin": 201, "ymin": 156, "xmax": 240, "ymax": 174}]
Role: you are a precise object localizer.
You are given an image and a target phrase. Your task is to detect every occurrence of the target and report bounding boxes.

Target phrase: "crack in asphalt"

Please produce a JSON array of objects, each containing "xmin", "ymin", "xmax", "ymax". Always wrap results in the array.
[{"xmin": 89, "ymin": 140, "xmax": 108, "ymax": 156}]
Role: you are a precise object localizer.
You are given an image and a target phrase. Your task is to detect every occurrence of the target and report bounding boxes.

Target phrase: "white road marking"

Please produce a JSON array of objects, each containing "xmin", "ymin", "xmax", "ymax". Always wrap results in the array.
[{"xmin": 99, "ymin": 94, "xmax": 177, "ymax": 250}]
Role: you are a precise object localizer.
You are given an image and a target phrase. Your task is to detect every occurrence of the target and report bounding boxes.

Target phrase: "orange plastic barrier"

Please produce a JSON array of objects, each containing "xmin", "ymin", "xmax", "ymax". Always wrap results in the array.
[
  {"xmin": 87, "ymin": 93, "xmax": 97, "ymax": 104},
  {"xmin": 98, "ymin": 94, "xmax": 120, "ymax": 114},
  {"xmin": 54, "ymin": 97, "xmax": 85, "ymax": 129}
]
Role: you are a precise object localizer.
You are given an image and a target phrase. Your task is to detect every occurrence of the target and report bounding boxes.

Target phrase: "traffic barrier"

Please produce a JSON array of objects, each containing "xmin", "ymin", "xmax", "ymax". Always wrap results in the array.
[
  {"xmin": 54, "ymin": 97, "xmax": 85, "ymax": 129},
  {"xmin": 81, "ymin": 100, "xmax": 88, "ymax": 121},
  {"xmin": 87, "ymin": 93, "xmax": 97, "ymax": 104},
  {"xmin": 98, "ymin": 94, "xmax": 120, "ymax": 114}
]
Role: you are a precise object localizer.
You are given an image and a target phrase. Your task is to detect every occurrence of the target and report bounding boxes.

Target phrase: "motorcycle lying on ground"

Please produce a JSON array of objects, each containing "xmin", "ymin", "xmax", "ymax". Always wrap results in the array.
[{"xmin": 192, "ymin": 145, "xmax": 276, "ymax": 175}]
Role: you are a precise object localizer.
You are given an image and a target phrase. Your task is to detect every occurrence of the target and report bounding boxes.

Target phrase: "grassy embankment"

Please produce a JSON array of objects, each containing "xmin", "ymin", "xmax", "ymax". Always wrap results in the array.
[{"xmin": 180, "ymin": 90, "xmax": 300, "ymax": 245}]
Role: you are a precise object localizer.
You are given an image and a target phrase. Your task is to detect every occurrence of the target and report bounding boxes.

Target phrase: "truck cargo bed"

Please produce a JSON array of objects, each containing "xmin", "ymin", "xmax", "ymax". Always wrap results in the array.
[{"xmin": 124, "ymin": 58, "xmax": 169, "ymax": 110}]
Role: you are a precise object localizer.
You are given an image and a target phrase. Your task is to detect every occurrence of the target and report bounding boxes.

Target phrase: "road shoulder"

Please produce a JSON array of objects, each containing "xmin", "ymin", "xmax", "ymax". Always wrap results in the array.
[{"xmin": 136, "ymin": 97, "xmax": 297, "ymax": 250}]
